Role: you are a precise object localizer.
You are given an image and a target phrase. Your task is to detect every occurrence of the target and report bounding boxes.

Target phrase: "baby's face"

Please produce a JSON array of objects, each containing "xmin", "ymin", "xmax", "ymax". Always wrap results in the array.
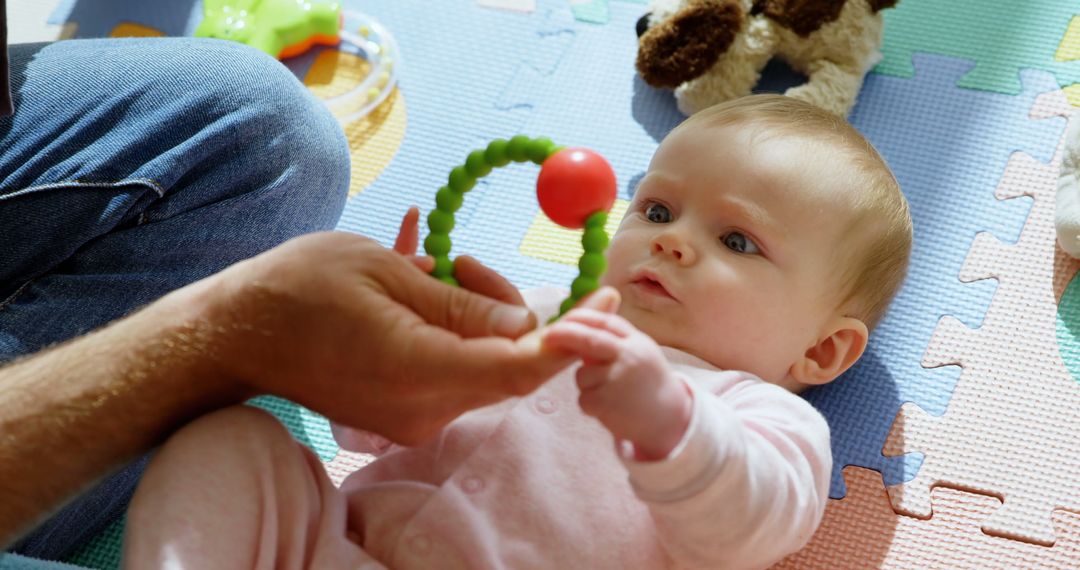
[{"xmin": 603, "ymin": 122, "xmax": 856, "ymax": 384}]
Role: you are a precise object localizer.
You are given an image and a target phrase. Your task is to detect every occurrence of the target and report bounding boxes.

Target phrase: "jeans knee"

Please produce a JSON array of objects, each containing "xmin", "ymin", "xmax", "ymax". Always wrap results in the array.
[{"xmin": 171, "ymin": 39, "xmax": 351, "ymax": 226}]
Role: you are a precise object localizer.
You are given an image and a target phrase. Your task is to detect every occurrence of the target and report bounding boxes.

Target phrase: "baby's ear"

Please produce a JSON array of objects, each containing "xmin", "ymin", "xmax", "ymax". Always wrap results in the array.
[{"xmin": 790, "ymin": 317, "xmax": 869, "ymax": 387}]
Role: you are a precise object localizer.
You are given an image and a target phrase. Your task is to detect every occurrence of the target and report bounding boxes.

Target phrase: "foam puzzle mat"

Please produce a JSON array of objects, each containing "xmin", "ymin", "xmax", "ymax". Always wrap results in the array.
[{"xmin": 5, "ymin": 0, "xmax": 1080, "ymax": 568}]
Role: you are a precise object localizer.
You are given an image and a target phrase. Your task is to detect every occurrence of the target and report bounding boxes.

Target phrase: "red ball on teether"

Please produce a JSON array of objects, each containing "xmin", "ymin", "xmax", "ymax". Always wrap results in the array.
[{"xmin": 536, "ymin": 148, "xmax": 616, "ymax": 229}]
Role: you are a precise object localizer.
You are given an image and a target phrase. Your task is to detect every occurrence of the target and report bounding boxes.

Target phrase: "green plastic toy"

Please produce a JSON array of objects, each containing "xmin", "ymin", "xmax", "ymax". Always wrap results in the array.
[
  {"xmin": 424, "ymin": 136, "xmax": 617, "ymax": 320},
  {"xmin": 196, "ymin": 0, "xmax": 342, "ymax": 60}
]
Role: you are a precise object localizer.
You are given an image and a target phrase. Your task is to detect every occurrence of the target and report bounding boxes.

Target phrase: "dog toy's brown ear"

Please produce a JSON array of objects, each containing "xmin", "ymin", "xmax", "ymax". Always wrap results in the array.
[
  {"xmin": 636, "ymin": 0, "xmax": 745, "ymax": 89},
  {"xmin": 751, "ymin": 0, "xmax": 843, "ymax": 37}
]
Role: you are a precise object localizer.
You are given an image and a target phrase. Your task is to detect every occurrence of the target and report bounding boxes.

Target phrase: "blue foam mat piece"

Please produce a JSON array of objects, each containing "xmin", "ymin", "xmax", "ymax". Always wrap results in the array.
[{"xmin": 48, "ymin": 0, "xmax": 202, "ymax": 36}]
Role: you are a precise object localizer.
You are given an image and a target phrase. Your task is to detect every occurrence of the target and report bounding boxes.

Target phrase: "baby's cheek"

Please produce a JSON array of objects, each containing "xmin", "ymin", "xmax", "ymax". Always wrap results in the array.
[
  {"xmin": 601, "ymin": 243, "xmax": 631, "ymax": 282},
  {"xmin": 693, "ymin": 301, "xmax": 779, "ymax": 366}
]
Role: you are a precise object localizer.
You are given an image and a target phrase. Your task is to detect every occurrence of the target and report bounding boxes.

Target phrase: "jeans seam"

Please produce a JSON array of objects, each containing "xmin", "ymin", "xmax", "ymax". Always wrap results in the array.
[
  {"xmin": 0, "ymin": 280, "xmax": 33, "ymax": 312},
  {"xmin": 0, "ymin": 177, "xmax": 167, "ymax": 202}
]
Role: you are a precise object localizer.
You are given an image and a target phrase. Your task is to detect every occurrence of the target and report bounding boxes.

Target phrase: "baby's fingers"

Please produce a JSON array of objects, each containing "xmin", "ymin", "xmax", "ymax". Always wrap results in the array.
[
  {"xmin": 560, "ymin": 308, "xmax": 635, "ymax": 338},
  {"xmin": 543, "ymin": 320, "xmax": 622, "ymax": 364},
  {"xmin": 575, "ymin": 363, "xmax": 613, "ymax": 392}
]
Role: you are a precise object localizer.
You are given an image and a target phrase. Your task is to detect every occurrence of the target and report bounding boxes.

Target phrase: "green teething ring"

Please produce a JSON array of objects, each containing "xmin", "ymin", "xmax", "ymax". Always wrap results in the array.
[{"xmin": 423, "ymin": 135, "xmax": 614, "ymax": 320}]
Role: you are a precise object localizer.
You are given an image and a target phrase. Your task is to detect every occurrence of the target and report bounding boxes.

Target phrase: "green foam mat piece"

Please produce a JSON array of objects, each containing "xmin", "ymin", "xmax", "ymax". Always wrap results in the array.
[
  {"xmin": 1057, "ymin": 271, "xmax": 1080, "ymax": 384},
  {"xmin": 571, "ymin": 0, "xmax": 609, "ymax": 24},
  {"xmin": 63, "ymin": 519, "xmax": 123, "ymax": 570},
  {"xmin": 247, "ymin": 396, "xmax": 338, "ymax": 462},
  {"xmin": 877, "ymin": 0, "xmax": 1080, "ymax": 93}
]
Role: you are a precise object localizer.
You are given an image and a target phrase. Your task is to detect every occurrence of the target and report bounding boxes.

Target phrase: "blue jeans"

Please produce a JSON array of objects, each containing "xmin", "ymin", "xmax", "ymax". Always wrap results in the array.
[{"xmin": 0, "ymin": 38, "xmax": 350, "ymax": 559}]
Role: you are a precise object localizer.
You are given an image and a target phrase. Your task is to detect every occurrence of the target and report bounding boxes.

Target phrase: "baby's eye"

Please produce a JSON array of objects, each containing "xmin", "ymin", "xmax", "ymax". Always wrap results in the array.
[
  {"xmin": 644, "ymin": 202, "xmax": 672, "ymax": 224},
  {"xmin": 722, "ymin": 232, "xmax": 760, "ymax": 254}
]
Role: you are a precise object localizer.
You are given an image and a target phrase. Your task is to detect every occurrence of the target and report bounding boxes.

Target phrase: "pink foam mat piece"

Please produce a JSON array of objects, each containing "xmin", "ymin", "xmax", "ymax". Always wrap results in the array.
[
  {"xmin": 773, "ymin": 467, "xmax": 1080, "ymax": 568},
  {"xmin": 882, "ymin": 88, "xmax": 1080, "ymax": 546},
  {"xmin": 324, "ymin": 449, "xmax": 375, "ymax": 488}
]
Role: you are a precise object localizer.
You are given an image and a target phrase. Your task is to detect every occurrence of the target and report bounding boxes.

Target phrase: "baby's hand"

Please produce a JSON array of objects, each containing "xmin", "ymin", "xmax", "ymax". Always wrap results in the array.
[{"xmin": 543, "ymin": 309, "xmax": 693, "ymax": 460}]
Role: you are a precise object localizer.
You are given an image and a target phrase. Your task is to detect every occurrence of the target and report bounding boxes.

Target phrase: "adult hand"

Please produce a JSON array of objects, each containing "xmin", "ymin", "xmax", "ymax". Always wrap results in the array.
[
  {"xmin": 392, "ymin": 206, "xmax": 528, "ymax": 309},
  {"xmin": 0, "ymin": 222, "xmax": 604, "ymax": 546},
  {"xmin": 180, "ymin": 227, "xmax": 596, "ymax": 445}
]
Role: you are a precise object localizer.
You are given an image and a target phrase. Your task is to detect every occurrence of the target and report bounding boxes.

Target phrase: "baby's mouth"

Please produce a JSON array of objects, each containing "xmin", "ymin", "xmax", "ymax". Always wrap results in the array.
[{"xmin": 632, "ymin": 276, "xmax": 676, "ymax": 300}]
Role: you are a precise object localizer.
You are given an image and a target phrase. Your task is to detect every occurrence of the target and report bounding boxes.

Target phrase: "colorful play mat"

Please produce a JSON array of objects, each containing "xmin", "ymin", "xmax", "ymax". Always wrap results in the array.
[{"xmin": 5, "ymin": 0, "xmax": 1080, "ymax": 567}]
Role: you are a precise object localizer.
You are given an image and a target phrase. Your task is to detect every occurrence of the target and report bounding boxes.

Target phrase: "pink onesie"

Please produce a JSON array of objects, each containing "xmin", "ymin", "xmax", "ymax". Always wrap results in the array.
[{"xmin": 123, "ymin": 288, "xmax": 832, "ymax": 569}]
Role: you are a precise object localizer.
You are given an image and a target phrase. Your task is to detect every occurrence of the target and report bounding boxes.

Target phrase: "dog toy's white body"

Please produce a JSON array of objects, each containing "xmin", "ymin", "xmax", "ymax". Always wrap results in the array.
[
  {"xmin": 639, "ymin": 0, "xmax": 891, "ymax": 117},
  {"xmin": 1057, "ymin": 114, "xmax": 1080, "ymax": 257}
]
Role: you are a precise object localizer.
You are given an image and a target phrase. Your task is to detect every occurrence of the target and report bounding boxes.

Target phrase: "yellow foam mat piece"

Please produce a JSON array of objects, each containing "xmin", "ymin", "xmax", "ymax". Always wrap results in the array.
[
  {"xmin": 108, "ymin": 22, "xmax": 165, "ymax": 38},
  {"xmin": 1065, "ymin": 84, "xmax": 1080, "ymax": 107},
  {"xmin": 303, "ymin": 50, "xmax": 406, "ymax": 197},
  {"xmin": 1058, "ymin": 16, "xmax": 1080, "ymax": 62},
  {"xmin": 519, "ymin": 199, "xmax": 629, "ymax": 266}
]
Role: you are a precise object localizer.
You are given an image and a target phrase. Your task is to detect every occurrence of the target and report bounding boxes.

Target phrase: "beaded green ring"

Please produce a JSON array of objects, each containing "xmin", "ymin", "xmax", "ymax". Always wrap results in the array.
[{"xmin": 424, "ymin": 135, "xmax": 615, "ymax": 320}]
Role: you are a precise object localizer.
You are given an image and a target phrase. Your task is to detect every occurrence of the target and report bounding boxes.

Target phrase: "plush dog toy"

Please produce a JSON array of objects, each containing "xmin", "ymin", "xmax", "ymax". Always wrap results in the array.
[
  {"xmin": 635, "ymin": 0, "xmax": 898, "ymax": 116},
  {"xmin": 1057, "ymin": 114, "xmax": 1080, "ymax": 258}
]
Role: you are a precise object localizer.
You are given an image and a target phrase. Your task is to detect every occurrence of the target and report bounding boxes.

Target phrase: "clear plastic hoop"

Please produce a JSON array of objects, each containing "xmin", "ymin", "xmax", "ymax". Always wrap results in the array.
[{"xmin": 321, "ymin": 9, "xmax": 400, "ymax": 124}]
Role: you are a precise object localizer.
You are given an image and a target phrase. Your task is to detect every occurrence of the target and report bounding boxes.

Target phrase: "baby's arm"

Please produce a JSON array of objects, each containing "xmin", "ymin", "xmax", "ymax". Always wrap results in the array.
[
  {"xmin": 626, "ymin": 376, "xmax": 831, "ymax": 569},
  {"xmin": 544, "ymin": 309, "xmax": 831, "ymax": 569}
]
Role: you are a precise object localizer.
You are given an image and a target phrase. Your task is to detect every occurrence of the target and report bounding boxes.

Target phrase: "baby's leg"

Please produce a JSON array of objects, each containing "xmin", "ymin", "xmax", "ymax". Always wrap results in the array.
[{"xmin": 123, "ymin": 406, "xmax": 384, "ymax": 569}]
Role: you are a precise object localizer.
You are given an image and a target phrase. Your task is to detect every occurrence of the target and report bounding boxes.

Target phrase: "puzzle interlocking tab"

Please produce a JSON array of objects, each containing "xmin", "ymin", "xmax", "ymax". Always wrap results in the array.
[
  {"xmin": 772, "ymin": 467, "xmax": 1080, "ymax": 568},
  {"xmin": 883, "ymin": 89, "xmax": 1080, "ymax": 547}
]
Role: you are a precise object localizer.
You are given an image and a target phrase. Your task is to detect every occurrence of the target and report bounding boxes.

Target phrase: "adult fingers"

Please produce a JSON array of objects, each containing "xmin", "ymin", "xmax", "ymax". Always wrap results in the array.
[
  {"xmin": 404, "ymin": 324, "xmax": 577, "ymax": 403},
  {"xmin": 384, "ymin": 258, "xmax": 537, "ymax": 339},
  {"xmin": 393, "ymin": 206, "xmax": 420, "ymax": 255},
  {"xmin": 453, "ymin": 255, "xmax": 526, "ymax": 307},
  {"xmin": 408, "ymin": 255, "xmax": 435, "ymax": 273}
]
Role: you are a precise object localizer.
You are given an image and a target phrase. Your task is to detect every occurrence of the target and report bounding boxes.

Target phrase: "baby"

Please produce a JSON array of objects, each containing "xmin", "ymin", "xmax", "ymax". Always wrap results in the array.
[{"xmin": 122, "ymin": 94, "xmax": 912, "ymax": 569}]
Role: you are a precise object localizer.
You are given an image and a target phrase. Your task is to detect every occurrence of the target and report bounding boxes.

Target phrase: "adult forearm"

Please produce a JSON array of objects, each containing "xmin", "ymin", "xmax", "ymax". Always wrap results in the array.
[{"xmin": 0, "ymin": 285, "xmax": 247, "ymax": 547}]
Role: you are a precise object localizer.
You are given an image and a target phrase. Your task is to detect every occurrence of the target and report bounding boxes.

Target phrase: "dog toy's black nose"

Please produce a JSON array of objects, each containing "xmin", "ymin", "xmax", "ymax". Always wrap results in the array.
[{"xmin": 635, "ymin": 13, "xmax": 651, "ymax": 37}]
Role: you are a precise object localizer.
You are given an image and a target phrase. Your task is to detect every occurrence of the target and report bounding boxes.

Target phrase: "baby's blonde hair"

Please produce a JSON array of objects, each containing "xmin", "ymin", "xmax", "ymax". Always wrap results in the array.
[{"xmin": 681, "ymin": 94, "xmax": 912, "ymax": 330}]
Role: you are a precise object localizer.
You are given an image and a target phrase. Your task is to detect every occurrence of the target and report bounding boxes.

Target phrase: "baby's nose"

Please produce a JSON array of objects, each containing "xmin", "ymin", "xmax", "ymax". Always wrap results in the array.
[
  {"xmin": 651, "ymin": 234, "xmax": 695, "ymax": 263},
  {"xmin": 652, "ymin": 241, "xmax": 683, "ymax": 259}
]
